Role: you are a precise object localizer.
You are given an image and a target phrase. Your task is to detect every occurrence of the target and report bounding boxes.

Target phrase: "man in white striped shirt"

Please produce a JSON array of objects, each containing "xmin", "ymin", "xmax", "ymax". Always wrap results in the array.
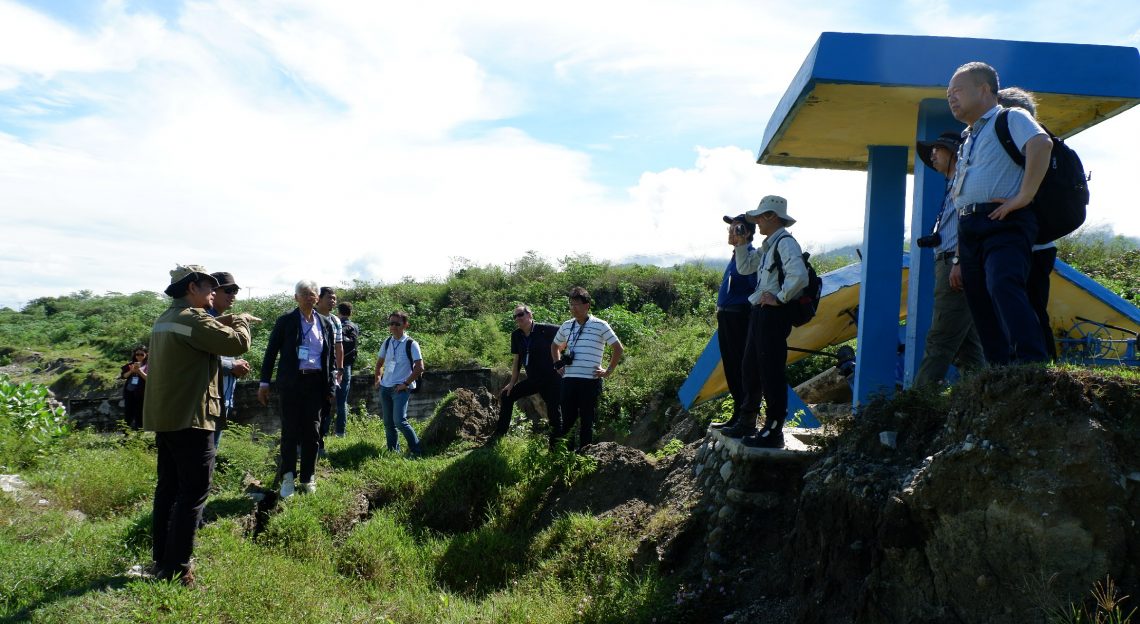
[
  {"xmin": 722, "ymin": 195, "xmax": 807, "ymax": 449},
  {"xmin": 550, "ymin": 287, "xmax": 624, "ymax": 451}
]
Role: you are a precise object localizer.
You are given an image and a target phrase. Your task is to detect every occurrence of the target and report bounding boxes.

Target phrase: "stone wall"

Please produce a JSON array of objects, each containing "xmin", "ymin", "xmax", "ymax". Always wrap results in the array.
[
  {"xmin": 691, "ymin": 428, "xmax": 821, "ymax": 584},
  {"xmin": 68, "ymin": 368, "xmax": 503, "ymax": 432}
]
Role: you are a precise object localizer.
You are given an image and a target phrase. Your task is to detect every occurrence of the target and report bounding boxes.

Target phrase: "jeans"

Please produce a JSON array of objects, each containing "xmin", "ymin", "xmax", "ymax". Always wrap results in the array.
[
  {"xmin": 959, "ymin": 208, "xmax": 1048, "ymax": 364},
  {"xmin": 559, "ymin": 377, "xmax": 602, "ymax": 449},
  {"xmin": 497, "ymin": 375, "xmax": 562, "ymax": 441},
  {"xmin": 335, "ymin": 365, "xmax": 352, "ymax": 435},
  {"xmin": 379, "ymin": 385, "xmax": 421, "ymax": 453},
  {"xmin": 153, "ymin": 428, "xmax": 215, "ymax": 579},
  {"xmin": 914, "ymin": 257, "xmax": 986, "ymax": 386},
  {"xmin": 739, "ymin": 304, "xmax": 792, "ymax": 432}
]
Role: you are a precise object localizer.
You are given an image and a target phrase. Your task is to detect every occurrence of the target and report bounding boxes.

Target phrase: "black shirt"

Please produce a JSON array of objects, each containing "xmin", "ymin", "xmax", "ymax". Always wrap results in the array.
[{"xmin": 510, "ymin": 323, "xmax": 559, "ymax": 379}]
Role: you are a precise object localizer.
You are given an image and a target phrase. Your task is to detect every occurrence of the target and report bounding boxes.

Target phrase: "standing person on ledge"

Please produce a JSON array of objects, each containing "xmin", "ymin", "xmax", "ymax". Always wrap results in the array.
[
  {"xmin": 258, "ymin": 280, "xmax": 337, "ymax": 498},
  {"xmin": 144, "ymin": 265, "xmax": 256, "ymax": 586},
  {"xmin": 946, "ymin": 61, "xmax": 1050, "ymax": 364},
  {"xmin": 494, "ymin": 305, "xmax": 562, "ymax": 446},
  {"xmin": 722, "ymin": 195, "xmax": 805, "ymax": 449},
  {"xmin": 551, "ymin": 287, "xmax": 623, "ymax": 451},
  {"xmin": 709, "ymin": 213, "xmax": 758, "ymax": 431}
]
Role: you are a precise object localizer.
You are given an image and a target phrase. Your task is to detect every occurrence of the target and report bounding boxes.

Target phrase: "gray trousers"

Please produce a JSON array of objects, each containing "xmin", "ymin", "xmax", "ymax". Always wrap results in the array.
[{"xmin": 915, "ymin": 257, "xmax": 986, "ymax": 387}]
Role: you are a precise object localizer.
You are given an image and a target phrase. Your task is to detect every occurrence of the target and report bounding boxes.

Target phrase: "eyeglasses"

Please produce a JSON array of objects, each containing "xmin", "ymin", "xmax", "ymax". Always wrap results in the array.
[
  {"xmin": 388, "ymin": 320, "xmax": 402, "ymax": 326},
  {"xmin": 513, "ymin": 311, "xmax": 528, "ymax": 318}
]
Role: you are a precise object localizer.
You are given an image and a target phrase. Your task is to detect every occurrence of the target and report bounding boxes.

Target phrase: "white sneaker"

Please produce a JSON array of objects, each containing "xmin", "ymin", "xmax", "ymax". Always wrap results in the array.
[
  {"xmin": 280, "ymin": 472, "xmax": 295, "ymax": 499},
  {"xmin": 301, "ymin": 480, "xmax": 316, "ymax": 494}
]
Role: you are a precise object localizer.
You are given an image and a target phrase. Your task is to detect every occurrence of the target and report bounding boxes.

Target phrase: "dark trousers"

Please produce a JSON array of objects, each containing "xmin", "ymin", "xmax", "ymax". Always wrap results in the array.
[
  {"xmin": 559, "ymin": 377, "xmax": 602, "ymax": 449},
  {"xmin": 959, "ymin": 208, "xmax": 1048, "ymax": 365},
  {"xmin": 123, "ymin": 391, "xmax": 144, "ymax": 430},
  {"xmin": 497, "ymin": 375, "xmax": 562, "ymax": 439},
  {"xmin": 1027, "ymin": 247, "xmax": 1058, "ymax": 361},
  {"xmin": 153, "ymin": 428, "xmax": 215, "ymax": 579},
  {"xmin": 716, "ymin": 309, "xmax": 751, "ymax": 411},
  {"xmin": 739, "ymin": 304, "xmax": 792, "ymax": 431},
  {"xmin": 318, "ymin": 396, "xmax": 333, "ymax": 450},
  {"xmin": 279, "ymin": 373, "xmax": 326, "ymax": 482}
]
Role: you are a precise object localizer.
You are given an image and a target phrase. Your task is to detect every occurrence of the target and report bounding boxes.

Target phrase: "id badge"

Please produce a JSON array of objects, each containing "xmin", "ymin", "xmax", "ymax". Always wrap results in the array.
[
  {"xmin": 385, "ymin": 360, "xmax": 396, "ymax": 376},
  {"xmin": 297, "ymin": 346, "xmax": 310, "ymax": 362},
  {"xmin": 524, "ymin": 352, "xmax": 529, "ymax": 367},
  {"xmin": 130, "ymin": 377, "xmax": 139, "ymax": 386}
]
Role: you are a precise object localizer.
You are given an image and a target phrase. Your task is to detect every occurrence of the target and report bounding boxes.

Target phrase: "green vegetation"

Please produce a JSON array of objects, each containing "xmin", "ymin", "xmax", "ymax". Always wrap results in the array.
[{"xmin": 0, "ymin": 401, "xmax": 674, "ymax": 623}]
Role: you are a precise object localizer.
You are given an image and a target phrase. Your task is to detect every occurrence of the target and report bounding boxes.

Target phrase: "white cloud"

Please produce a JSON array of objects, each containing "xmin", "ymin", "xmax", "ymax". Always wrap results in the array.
[{"xmin": 0, "ymin": 0, "xmax": 1138, "ymax": 312}]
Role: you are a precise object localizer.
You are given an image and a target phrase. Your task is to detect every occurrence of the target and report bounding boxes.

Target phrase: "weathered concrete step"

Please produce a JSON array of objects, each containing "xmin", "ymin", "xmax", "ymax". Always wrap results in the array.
[{"xmin": 707, "ymin": 427, "xmax": 825, "ymax": 461}]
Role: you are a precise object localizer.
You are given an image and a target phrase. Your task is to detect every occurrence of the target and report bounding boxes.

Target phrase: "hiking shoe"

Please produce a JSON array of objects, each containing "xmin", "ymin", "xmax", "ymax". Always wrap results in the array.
[
  {"xmin": 720, "ymin": 422, "xmax": 756, "ymax": 439},
  {"xmin": 710, "ymin": 415, "xmax": 740, "ymax": 430},
  {"xmin": 742, "ymin": 430, "xmax": 784, "ymax": 449},
  {"xmin": 126, "ymin": 563, "xmax": 159, "ymax": 579},
  {"xmin": 301, "ymin": 480, "xmax": 316, "ymax": 494},
  {"xmin": 280, "ymin": 472, "xmax": 295, "ymax": 499},
  {"xmin": 178, "ymin": 568, "xmax": 196, "ymax": 588}
]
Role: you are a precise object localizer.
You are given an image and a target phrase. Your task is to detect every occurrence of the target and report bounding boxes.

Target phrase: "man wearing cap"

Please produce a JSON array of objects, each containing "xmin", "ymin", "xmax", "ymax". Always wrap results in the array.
[
  {"xmin": 207, "ymin": 272, "xmax": 252, "ymax": 448},
  {"xmin": 722, "ymin": 195, "xmax": 807, "ymax": 449},
  {"xmin": 258, "ymin": 280, "xmax": 337, "ymax": 498},
  {"xmin": 913, "ymin": 133, "xmax": 986, "ymax": 387},
  {"xmin": 946, "ymin": 61, "xmax": 1050, "ymax": 364},
  {"xmin": 143, "ymin": 265, "xmax": 256, "ymax": 585},
  {"xmin": 709, "ymin": 214, "xmax": 758, "ymax": 431}
]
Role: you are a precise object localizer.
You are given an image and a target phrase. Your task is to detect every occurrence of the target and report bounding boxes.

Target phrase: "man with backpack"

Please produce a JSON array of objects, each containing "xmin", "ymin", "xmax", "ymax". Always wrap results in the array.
[
  {"xmin": 335, "ymin": 301, "xmax": 360, "ymax": 436},
  {"xmin": 722, "ymin": 195, "xmax": 807, "ymax": 449},
  {"xmin": 372, "ymin": 311, "xmax": 424, "ymax": 456},
  {"xmin": 946, "ymin": 62, "xmax": 1050, "ymax": 364}
]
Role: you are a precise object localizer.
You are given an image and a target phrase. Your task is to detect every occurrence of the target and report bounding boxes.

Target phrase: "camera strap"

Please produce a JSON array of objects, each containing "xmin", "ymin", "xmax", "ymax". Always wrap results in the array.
[{"xmin": 568, "ymin": 319, "xmax": 586, "ymax": 352}]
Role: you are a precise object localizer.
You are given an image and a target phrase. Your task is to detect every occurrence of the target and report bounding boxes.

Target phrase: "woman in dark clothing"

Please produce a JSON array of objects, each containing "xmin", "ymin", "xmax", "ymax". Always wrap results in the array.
[{"xmin": 120, "ymin": 345, "xmax": 148, "ymax": 430}]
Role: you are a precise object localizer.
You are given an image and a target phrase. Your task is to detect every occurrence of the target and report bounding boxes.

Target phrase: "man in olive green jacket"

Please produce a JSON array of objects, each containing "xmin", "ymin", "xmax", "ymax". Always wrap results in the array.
[{"xmin": 143, "ymin": 265, "xmax": 257, "ymax": 585}]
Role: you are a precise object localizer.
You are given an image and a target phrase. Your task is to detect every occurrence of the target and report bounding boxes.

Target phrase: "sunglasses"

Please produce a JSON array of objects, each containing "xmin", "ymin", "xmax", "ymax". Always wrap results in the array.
[
  {"xmin": 218, "ymin": 287, "xmax": 239, "ymax": 295},
  {"xmin": 513, "ymin": 311, "xmax": 528, "ymax": 318}
]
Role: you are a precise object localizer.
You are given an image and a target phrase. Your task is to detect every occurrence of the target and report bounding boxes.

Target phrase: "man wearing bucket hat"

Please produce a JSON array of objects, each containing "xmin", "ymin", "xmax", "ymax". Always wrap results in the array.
[
  {"xmin": 913, "ymin": 132, "xmax": 986, "ymax": 387},
  {"xmin": 143, "ymin": 265, "xmax": 259, "ymax": 586},
  {"xmin": 709, "ymin": 214, "xmax": 758, "ymax": 431},
  {"xmin": 722, "ymin": 195, "xmax": 806, "ymax": 448}
]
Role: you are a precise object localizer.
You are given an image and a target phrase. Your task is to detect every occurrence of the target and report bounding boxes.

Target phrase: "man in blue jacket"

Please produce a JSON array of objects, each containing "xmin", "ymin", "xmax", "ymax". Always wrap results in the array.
[{"xmin": 710, "ymin": 213, "xmax": 758, "ymax": 431}]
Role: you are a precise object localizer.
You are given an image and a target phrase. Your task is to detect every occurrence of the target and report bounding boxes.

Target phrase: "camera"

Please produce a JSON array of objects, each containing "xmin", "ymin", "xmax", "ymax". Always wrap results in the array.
[
  {"xmin": 554, "ymin": 351, "xmax": 574, "ymax": 369},
  {"xmin": 915, "ymin": 233, "xmax": 942, "ymax": 248}
]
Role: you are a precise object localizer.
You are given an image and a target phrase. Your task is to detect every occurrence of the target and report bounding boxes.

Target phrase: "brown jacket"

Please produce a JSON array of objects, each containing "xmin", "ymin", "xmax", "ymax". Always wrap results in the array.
[{"xmin": 142, "ymin": 299, "xmax": 252, "ymax": 432}]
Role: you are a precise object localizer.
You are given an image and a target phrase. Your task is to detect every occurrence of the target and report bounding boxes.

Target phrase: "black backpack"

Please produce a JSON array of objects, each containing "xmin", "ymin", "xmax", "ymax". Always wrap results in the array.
[
  {"xmin": 341, "ymin": 320, "xmax": 359, "ymax": 367},
  {"xmin": 770, "ymin": 233, "xmax": 823, "ymax": 328},
  {"xmin": 994, "ymin": 108, "xmax": 1089, "ymax": 244},
  {"xmin": 381, "ymin": 336, "xmax": 423, "ymax": 393}
]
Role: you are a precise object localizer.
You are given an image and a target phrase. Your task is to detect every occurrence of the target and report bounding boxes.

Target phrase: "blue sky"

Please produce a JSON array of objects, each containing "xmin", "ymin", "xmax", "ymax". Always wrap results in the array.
[{"xmin": 1, "ymin": 0, "xmax": 1139, "ymax": 309}]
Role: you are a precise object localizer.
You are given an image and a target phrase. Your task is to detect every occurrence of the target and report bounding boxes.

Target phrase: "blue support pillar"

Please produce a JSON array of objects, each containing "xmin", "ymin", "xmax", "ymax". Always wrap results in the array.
[
  {"xmin": 854, "ymin": 145, "xmax": 907, "ymax": 405},
  {"xmin": 903, "ymin": 100, "xmax": 964, "ymax": 386}
]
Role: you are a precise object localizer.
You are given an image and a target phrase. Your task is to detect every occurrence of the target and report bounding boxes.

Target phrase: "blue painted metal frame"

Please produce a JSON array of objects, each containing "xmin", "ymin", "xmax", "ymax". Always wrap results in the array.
[
  {"xmin": 855, "ymin": 146, "xmax": 908, "ymax": 405},
  {"xmin": 904, "ymin": 101, "xmax": 964, "ymax": 386},
  {"xmin": 760, "ymin": 32, "xmax": 1140, "ymax": 163}
]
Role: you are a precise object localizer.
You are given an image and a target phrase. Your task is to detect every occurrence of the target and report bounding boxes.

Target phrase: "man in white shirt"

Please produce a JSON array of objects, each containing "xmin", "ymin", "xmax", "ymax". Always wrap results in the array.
[
  {"xmin": 722, "ymin": 195, "xmax": 807, "ymax": 449},
  {"xmin": 550, "ymin": 287, "xmax": 624, "ymax": 451}
]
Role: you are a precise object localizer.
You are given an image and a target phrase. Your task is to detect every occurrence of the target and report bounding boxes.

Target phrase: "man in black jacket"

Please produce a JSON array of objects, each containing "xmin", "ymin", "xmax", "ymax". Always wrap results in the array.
[
  {"xmin": 258, "ymin": 280, "xmax": 336, "ymax": 498},
  {"xmin": 494, "ymin": 305, "xmax": 562, "ymax": 445}
]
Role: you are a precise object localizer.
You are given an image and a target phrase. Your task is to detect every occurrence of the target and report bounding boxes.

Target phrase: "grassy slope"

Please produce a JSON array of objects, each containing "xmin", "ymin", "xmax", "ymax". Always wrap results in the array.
[{"xmin": 0, "ymin": 413, "xmax": 676, "ymax": 624}]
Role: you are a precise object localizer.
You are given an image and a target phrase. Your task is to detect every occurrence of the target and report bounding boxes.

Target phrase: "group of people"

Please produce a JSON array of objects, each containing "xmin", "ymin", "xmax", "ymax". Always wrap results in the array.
[
  {"xmin": 915, "ymin": 62, "xmax": 1058, "ymax": 385},
  {"xmin": 135, "ymin": 59, "xmax": 1062, "ymax": 587},
  {"xmin": 705, "ymin": 61, "xmax": 1061, "ymax": 450},
  {"xmin": 495, "ymin": 286, "xmax": 625, "ymax": 451}
]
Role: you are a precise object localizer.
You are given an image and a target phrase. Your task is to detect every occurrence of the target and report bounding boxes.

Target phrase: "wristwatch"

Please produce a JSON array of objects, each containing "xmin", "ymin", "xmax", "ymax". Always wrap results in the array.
[{"xmin": 951, "ymin": 255, "xmax": 960, "ymax": 265}]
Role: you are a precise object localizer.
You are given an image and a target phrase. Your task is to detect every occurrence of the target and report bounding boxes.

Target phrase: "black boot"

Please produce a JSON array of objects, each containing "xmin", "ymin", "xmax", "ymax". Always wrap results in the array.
[
  {"xmin": 710, "ymin": 413, "xmax": 740, "ymax": 430},
  {"xmin": 720, "ymin": 419, "xmax": 757, "ymax": 439}
]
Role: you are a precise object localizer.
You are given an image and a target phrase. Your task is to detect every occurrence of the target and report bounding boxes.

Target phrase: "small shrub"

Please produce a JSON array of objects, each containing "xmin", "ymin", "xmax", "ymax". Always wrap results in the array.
[
  {"xmin": 0, "ymin": 375, "xmax": 70, "ymax": 469},
  {"xmin": 30, "ymin": 442, "xmax": 154, "ymax": 518}
]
